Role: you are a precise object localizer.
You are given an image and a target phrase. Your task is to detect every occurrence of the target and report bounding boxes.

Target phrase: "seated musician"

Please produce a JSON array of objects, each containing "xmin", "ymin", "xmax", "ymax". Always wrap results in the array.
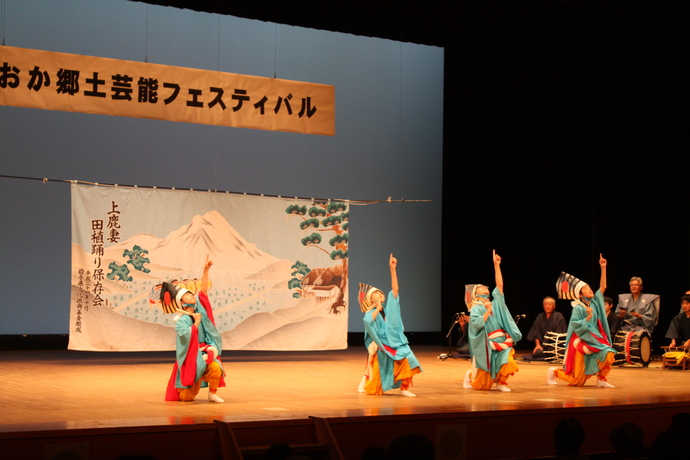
[
  {"xmin": 525, "ymin": 296, "xmax": 567, "ymax": 360},
  {"xmin": 604, "ymin": 296, "xmax": 621, "ymax": 338},
  {"xmin": 616, "ymin": 276, "xmax": 659, "ymax": 334},
  {"xmin": 665, "ymin": 295, "xmax": 690, "ymax": 349}
]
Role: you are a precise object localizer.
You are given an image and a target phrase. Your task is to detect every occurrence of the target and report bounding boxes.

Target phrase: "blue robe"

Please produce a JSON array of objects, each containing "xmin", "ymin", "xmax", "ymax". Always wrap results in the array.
[
  {"xmin": 168, "ymin": 292, "xmax": 224, "ymax": 396},
  {"xmin": 563, "ymin": 290, "xmax": 615, "ymax": 376},
  {"xmin": 468, "ymin": 287, "xmax": 522, "ymax": 380},
  {"xmin": 363, "ymin": 291, "xmax": 422, "ymax": 392}
]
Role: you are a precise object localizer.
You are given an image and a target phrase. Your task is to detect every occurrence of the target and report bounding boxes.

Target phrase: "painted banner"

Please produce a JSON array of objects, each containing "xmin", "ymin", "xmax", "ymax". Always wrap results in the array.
[
  {"xmin": 69, "ymin": 183, "xmax": 348, "ymax": 351},
  {"xmin": 0, "ymin": 46, "xmax": 335, "ymax": 135}
]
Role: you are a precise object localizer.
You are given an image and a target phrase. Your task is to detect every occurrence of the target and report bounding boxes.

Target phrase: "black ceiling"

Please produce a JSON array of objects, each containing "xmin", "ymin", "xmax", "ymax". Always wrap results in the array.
[
  {"xmin": 131, "ymin": 1, "xmax": 608, "ymax": 47},
  {"xmin": 132, "ymin": 0, "xmax": 456, "ymax": 46},
  {"xmin": 131, "ymin": 1, "xmax": 683, "ymax": 49}
]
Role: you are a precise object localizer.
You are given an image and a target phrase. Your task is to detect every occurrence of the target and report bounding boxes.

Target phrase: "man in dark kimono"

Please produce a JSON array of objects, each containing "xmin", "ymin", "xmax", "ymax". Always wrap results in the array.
[
  {"xmin": 527, "ymin": 296, "xmax": 567, "ymax": 359},
  {"xmin": 666, "ymin": 295, "xmax": 690, "ymax": 349}
]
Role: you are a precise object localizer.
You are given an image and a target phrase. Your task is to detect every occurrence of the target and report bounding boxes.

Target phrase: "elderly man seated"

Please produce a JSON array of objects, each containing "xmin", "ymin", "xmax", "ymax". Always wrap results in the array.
[
  {"xmin": 616, "ymin": 276, "xmax": 659, "ymax": 334},
  {"xmin": 524, "ymin": 296, "xmax": 567, "ymax": 361}
]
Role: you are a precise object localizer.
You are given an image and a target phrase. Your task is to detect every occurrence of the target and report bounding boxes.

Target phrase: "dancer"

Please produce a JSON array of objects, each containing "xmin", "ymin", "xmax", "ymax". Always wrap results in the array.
[
  {"xmin": 463, "ymin": 250, "xmax": 521, "ymax": 392},
  {"xmin": 359, "ymin": 254, "xmax": 422, "ymax": 396},
  {"xmin": 156, "ymin": 256, "xmax": 226, "ymax": 402},
  {"xmin": 548, "ymin": 254, "xmax": 615, "ymax": 388}
]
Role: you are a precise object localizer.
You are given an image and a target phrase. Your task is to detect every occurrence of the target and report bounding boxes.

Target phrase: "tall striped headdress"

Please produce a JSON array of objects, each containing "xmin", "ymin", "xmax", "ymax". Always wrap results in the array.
[
  {"xmin": 464, "ymin": 284, "xmax": 483, "ymax": 311},
  {"xmin": 358, "ymin": 283, "xmax": 382, "ymax": 313},
  {"xmin": 149, "ymin": 281, "xmax": 191, "ymax": 314},
  {"xmin": 556, "ymin": 272, "xmax": 586, "ymax": 301}
]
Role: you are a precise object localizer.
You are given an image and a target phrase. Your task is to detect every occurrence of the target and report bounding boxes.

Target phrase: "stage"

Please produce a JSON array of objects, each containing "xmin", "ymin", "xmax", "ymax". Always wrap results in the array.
[{"xmin": 1, "ymin": 345, "xmax": 688, "ymax": 459}]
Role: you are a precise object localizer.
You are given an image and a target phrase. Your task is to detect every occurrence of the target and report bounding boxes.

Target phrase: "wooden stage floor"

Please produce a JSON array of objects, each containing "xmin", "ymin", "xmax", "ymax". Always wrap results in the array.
[{"xmin": 1, "ymin": 345, "xmax": 689, "ymax": 458}]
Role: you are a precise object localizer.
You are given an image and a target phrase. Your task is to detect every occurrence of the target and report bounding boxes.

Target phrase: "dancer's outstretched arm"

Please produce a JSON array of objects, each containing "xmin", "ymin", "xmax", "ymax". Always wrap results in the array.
[
  {"xmin": 599, "ymin": 253, "xmax": 607, "ymax": 294},
  {"xmin": 390, "ymin": 254, "xmax": 399, "ymax": 299},
  {"xmin": 493, "ymin": 250, "xmax": 503, "ymax": 294}
]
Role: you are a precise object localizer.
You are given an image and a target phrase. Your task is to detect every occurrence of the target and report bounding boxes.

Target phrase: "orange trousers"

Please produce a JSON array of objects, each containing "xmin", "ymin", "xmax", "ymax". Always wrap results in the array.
[
  {"xmin": 555, "ymin": 350, "xmax": 614, "ymax": 386},
  {"xmin": 470, "ymin": 348, "xmax": 519, "ymax": 390},
  {"xmin": 177, "ymin": 361, "xmax": 223, "ymax": 401},
  {"xmin": 364, "ymin": 355, "xmax": 421, "ymax": 395}
]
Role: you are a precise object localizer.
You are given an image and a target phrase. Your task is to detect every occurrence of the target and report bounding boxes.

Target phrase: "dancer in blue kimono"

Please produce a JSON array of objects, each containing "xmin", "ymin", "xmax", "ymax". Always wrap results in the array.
[
  {"xmin": 359, "ymin": 254, "xmax": 422, "ymax": 396},
  {"xmin": 155, "ymin": 256, "xmax": 226, "ymax": 402},
  {"xmin": 548, "ymin": 254, "xmax": 615, "ymax": 388},
  {"xmin": 463, "ymin": 250, "xmax": 522, "ymax": 392}
]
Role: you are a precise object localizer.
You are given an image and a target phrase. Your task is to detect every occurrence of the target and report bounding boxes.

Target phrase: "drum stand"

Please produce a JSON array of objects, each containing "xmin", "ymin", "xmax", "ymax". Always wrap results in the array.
[
  {"xmin": 439, "ymin": 313, "xmax": 461, "ymax": 360},
  {"xmin": 661, "ymin": 346, "xmax": 690, "ymax": 370},
  {"xmin": 542, "ymin": 332, "xmax": 566, "ymax": 364}
]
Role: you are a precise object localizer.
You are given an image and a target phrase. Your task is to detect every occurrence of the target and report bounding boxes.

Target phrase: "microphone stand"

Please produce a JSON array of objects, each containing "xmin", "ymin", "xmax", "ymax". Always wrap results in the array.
[{"xmin": 439, "ymin": 313, "xmax": 461, "ymax": 361}]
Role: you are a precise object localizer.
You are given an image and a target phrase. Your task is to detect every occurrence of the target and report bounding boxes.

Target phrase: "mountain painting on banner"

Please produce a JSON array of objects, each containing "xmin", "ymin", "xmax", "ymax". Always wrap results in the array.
[{"xmin": 70, "ymin": 184, "xmax": 348, "ymax": 351}]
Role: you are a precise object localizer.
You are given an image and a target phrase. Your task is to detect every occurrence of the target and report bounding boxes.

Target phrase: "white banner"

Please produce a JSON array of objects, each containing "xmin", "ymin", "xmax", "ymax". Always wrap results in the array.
[
  {"xmin": 70, "ymin": 184, "xmax": 348, "ymax": 351},
  {"xmin": 0, "ymin": 46, "xmax": 335, "ymax": 135}
]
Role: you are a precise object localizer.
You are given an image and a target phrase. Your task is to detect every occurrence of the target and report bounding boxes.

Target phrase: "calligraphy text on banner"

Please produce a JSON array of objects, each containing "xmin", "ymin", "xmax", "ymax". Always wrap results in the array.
[
  {"xmin": 70, "ymin": 184, "xmax": 349, "ymax": 351},
  {"xmin": 0, "ymin": 46, "xmax": 335, "ymax": 135}
]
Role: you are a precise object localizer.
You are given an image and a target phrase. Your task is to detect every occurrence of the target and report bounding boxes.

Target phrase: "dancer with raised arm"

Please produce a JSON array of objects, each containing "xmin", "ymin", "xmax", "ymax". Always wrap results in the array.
[
  {"xmin": 359, "ymin": 254, "xmax": 422, "ymax": 397},
  {"xmin": 156, "ymin": 256, "xmax": 226, "ymax": 402},
  {"xmin": 548, "ymin": 254, "xmax": 616, "ymax": 388},
  {"xmin": 463, "ymin": 250, "xmax": 522, "ymax": 392}
]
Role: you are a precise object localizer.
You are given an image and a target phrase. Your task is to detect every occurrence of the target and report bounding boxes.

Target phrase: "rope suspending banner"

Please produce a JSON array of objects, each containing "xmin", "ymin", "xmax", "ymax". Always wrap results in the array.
[{"xmin": 0, "ymin": 174, "xmax": 431, "ymax": 205}]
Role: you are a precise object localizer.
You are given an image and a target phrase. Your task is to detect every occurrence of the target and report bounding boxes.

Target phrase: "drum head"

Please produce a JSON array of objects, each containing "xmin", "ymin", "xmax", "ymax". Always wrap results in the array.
[
  {"xmin": 639, "ymin": 332, "xmax": 652, "ymax": 366},
  {"xmin": 613, "ymin": 330, "xmax": 652, "ymax": 367}
]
